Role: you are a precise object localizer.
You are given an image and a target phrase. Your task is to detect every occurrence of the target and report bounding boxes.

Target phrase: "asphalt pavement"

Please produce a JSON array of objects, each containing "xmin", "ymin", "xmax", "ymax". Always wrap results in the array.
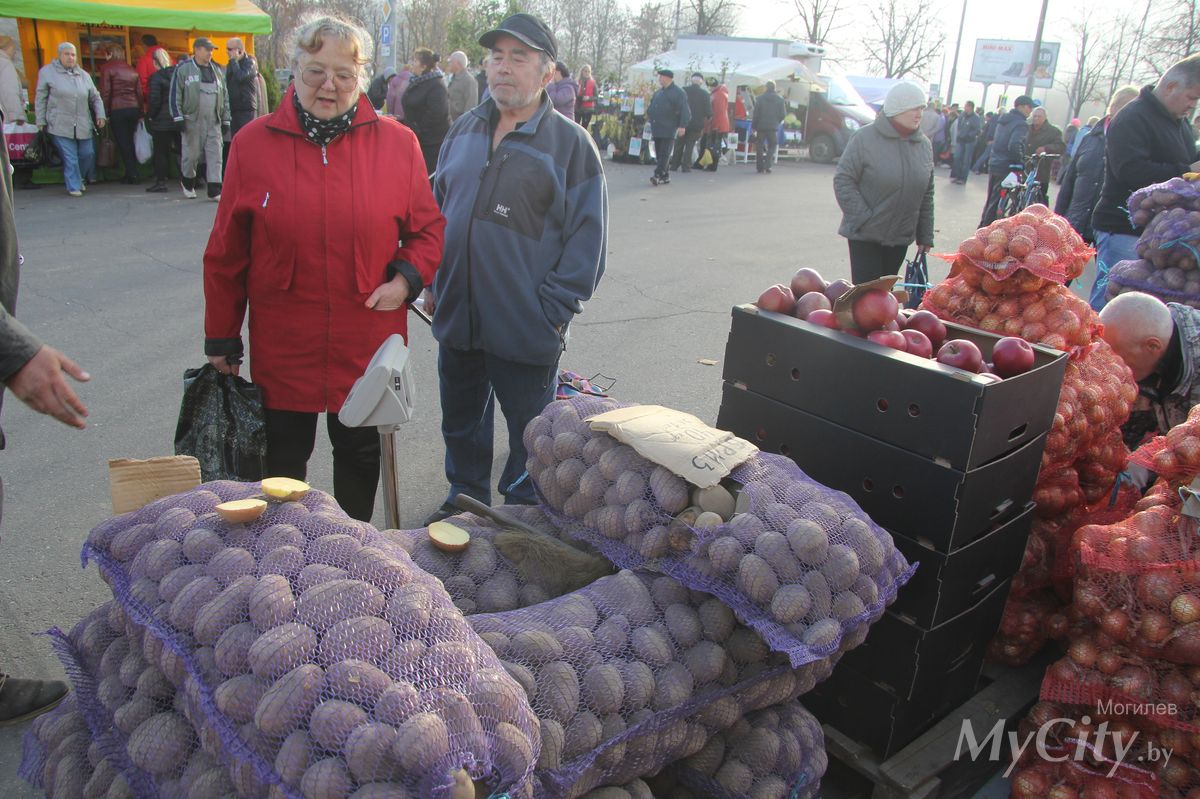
[{"xmin": 0, "ymin": 151, "xmax": 1059, "ymax": 793}]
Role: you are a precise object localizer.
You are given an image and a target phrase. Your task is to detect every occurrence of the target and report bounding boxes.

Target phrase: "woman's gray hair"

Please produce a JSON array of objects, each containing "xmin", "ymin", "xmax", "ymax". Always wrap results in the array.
[
  {"xmin": 291, "ymin": 16, "xmax": 373, "ymax": 90},
  {"xmin": 57, "ymin": 42, "xmax": 76, "ymax": 56},
  {"xmin": 152, "ymin": 48, "xmax": 172, "ymax": 69}
]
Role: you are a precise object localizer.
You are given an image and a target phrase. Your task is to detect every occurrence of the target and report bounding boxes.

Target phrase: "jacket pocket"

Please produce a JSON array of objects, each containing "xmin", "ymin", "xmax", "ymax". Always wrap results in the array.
[{"xmin": 473, "ymin": 149, "xmax": 554, "ymax": 240}]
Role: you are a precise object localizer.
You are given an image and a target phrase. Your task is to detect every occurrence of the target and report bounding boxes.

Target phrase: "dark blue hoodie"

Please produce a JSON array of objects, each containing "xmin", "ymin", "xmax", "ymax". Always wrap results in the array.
[
  {"xmin": 988, "ymin": 108, "xmax": 1030, "ymax": 171},
  {"xmin": 432, "ymin": 92, "xmax": 608, "ymax": 366}
]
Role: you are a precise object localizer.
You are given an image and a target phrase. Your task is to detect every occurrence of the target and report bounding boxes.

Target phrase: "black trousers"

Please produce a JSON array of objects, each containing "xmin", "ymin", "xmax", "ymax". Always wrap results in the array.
[
  {"xmin": 653, "ymin": 137, "xmax": 674, "ymax": 179},
  {"xmin": 264, "ymin": 408, "xmax": 381, "ymax": 522},
  {"xmin": 109, "ymin": 108, "xmax": 141, "ymax": 180},
  {"xmin": 150, "ymin": 130, "xmax": 178, "ymax": 183},
  {"xmin": 980, "ymin": 168, "xmax": 1009, "ymax": 226},
  {"xmin": 670, "ymin": 125, "xmax": 702, "ymax": 170},
  {"xmin": 848, "ymin": 239, "xmax": 909, "ymax": 285}
]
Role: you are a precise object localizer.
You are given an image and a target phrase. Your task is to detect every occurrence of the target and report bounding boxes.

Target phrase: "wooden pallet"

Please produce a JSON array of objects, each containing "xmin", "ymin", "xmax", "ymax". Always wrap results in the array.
[{"xmin": 820, "ymin": 656, "xmax": 1050, "ymax": 799}]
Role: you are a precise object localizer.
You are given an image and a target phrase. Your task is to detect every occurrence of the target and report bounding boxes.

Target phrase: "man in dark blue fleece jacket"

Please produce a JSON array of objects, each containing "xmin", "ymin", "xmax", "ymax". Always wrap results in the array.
[{"xmin": 424, "ymin": 13, "xmax": 608, "ymax": 523}]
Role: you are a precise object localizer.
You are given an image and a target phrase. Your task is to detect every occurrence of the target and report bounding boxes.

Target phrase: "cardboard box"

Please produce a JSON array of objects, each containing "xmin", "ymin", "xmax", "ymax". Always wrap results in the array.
[
  {"xmin": 722, "ymin": 304, "xmax": 1066, "ymax": 471},
  {"xmin": 888, "ymin": 503, "xmax": 1034, "ymax": 628},
  {"xmin": 108, "ymin": 456, "xmax": 201, "ymax": 514},
  {"xmin": 717, "ymin": 383, "xmax": 1044, "ymax": 552},
  {"xmin": 834, "ymin": 577, "xmax": 1011, "ymax": 703}
]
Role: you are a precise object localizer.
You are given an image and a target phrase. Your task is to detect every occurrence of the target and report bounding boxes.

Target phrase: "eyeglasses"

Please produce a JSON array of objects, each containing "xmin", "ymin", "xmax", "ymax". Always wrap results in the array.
[{"xmin": 299, "ymin": 66, "xmax": 359, "ymax": 90}]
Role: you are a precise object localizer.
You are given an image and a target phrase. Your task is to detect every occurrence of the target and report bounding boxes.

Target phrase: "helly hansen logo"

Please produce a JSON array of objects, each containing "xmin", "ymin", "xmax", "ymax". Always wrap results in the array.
[{"xmin": 493, "ymin": 203, "xmax": 510, "ymax": 218}]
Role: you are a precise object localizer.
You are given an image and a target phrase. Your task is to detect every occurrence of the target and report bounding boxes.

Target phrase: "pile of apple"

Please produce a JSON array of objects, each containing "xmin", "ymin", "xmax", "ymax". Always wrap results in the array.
[{"xmin": 755, "ymin": 268, "xmax": 1038, "ymax": 380}]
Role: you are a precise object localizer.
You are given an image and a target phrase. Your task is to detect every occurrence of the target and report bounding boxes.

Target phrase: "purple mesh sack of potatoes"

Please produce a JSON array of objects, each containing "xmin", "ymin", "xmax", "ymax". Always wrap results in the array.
[
  {"xmin": 1135, "ymin": 207, "xmax": 1200, "ymax": 271},
  {"xmin": 1128, "ymin": 176, "xmax": 1200, "ymax": 228},
  {"xmin": 1105, "ymin": 258, "xmax": 1200, "ymax": 308},
  {"xmin": 467, "ymin": 568, "xmax": 843, "ymax": 798},
  {"xmin": 664, "ymin": 699, "xmax": 826, "ymax": 799},
  {"xmin": 20, "ymin": 695, "xmax": 120, "ymax": 799},
  {"xmin": 523, "ymin": 395, "xmax": 914, "ymax": 668},
  {"xmin": 78, "ymin": 480, "xmax": 542, "ymax": 799},
  {"xmin": 575, "ymin": 778, "xmax": 654, "ymax": 798}
]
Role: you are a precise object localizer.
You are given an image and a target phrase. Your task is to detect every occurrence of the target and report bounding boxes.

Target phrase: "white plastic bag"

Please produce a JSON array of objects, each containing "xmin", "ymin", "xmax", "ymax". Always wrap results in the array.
[{"xmin": 134, "ymin": 120, "xmax": 152, "ymax": 164}]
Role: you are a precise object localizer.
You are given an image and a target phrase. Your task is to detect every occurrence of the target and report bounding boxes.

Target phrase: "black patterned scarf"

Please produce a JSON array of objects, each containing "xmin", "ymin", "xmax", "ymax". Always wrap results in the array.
[{"xmin": 292, "ymin": 90, "xmax": 357, "ymax": 147}]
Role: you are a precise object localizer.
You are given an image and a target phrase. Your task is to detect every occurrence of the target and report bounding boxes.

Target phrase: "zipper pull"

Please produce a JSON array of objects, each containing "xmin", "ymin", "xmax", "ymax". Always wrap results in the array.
[
  {"xmin": 322, "ymin": 145, "xmax": 328, "ymax": 166},
  {"xmin": 479, "ymin": 160, "xmax": 489, "ymax": 180}
]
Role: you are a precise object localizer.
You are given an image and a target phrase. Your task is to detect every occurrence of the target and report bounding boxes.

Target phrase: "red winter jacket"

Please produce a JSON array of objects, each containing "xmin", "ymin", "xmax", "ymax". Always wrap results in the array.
[
  {"xmin": 203, "ymin": 86, "xmax": 446, "ymax": 412},
  {"xmin": 709, "ymin": 85, "xmax": 731, "ymax": 133},
  {"xmin": 137, "ymin": 45, "xmax": 167, "ymax": 109}
]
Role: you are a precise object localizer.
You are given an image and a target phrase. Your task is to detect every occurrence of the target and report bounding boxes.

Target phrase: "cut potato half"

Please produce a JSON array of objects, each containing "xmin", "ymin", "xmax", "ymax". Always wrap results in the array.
[
  {"xmin": 261, "ymin": 477, "xmax": 311, "ymax": 501},
  {"xmin": 216, "ymin": 498, "xmax": 267, "ymax": 523},
  {"xmin": 428, "ymin": 521, "xmax": 470, "ymax": 552}
]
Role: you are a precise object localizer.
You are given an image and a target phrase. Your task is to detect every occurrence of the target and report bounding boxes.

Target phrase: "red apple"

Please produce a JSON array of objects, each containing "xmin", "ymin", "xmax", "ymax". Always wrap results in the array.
[
  {"xmin": 852, "ymin": 289, "xmax": 900, "ymax": 332},
  {"xmin": 904, "ymin": 310, "xmax": 948, "ymax": 348},
  {"xmin": 790, "ymin": 268, "xmax": 827, "ymax": 297},
  {"xmin": 936, "ymin": 339, "xmax": 984, "ymax": 373},
  {"xmin": 792, "ymin": 291, "xmax": 832, "ymax": 320},
  {"xmin": 900, "ymin": 329, "xmax": 933, "ymax": 358},
  {"xmin": 756, "ymin": 284, "xmax": 795, "ymax": 314},
  {"xmin": 806, "ymin": 308, "xmax": 839, "ymax": 329},
  {"xmin": 867, "ymin": 330, "xmax": 908, "ymax": 351},
  {"xmin": 825, "ymin": 279, "xmax": 853, "ymax": 304},
  {"xmin": 992, "ymin": 336, "xmax": 1037, "ymax": 378},
  {"xmin": 883, "ymin": 319, "xmax": 901, "ymax": 332}
]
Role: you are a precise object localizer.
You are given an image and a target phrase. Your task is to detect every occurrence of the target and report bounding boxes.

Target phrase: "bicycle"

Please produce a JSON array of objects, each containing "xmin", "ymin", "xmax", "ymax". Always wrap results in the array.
[{"xmin": 1000, "ymin": 153, "xmax": 1060, "ymax": 217}]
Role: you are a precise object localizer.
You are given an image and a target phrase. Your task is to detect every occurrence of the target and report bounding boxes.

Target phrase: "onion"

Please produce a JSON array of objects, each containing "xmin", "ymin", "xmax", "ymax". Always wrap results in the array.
[
  {"xmin": 1111, "ymin": 664, "xmax": 1155, "ymax": 700},
  {"xmin": 1049, "ymin": 786, "xmax": 1080, "ymax": 799},
  {"xmin": 1100, "ymin": 609, "xmax": 1133, "ymax": 642},
  {"xmin": 1081, "ymin": 780, "xmax": 1119, "ymax": 799},
  {"xmin": 1011, "ymin": 768, "xmax": 1051, "ymax": 799},
  {"xmin": 1172, "ymin": 594, "xmax": 1200, "ymax": 625},
  {"xmin": 1140, "ymin": 610, "xmax": 1174, "ymax": 645},
  {"xmin": 1069, "ymin": 638, "xmax": 1100, "ymax": 668},
  {"xmin": 1128, "ymin": 535, "xmax": 1164, "ymax": 563},
  {"xmin": 1097, "ymin": 650, "xmax": 1124, "ymax": 675},
  {"xmin": 1044, "ymin": 612, "xmax": 1069, "ymax": 639},
  {"xmin": 1165, "ymin": 622, "xmax": 1200, "ymax": 664},
  {"xmin": 1161, "ymin": 670, "xmax": 1193, "ymax": 706},
  {"xmin": 1048, "ymin": 658, "xmax": 1079, "ymax": 683},
  {"xmin": 1160, "ymin": 758, "xmax": 1192, "ymax": 789},
  {"xmin": 1136, "ymin": 572, "xmax": 1178, "ymax": 608}
]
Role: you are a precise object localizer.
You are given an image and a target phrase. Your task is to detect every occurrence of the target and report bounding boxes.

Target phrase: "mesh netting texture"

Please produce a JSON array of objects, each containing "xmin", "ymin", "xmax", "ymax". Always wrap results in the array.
[
  {"xmin": 1129, "ymin": 177, "xmax": 1200, "ymax": 229},
  {"xmin": 521, "ymin": 395, "xmax": 914, "ymax": 671},
  {"xmin": 1137, "ymin": 208, "xmax": 1200, "ymax": 271},
  {"xmin": 945, "ymin": 204, "xmax": 1094, "ymax": 284},
  {"xmin": 72, "ymin": 481, "xmax": 542, "ymax": 799},
  {"xmin": 1106, "ymin": 259, "xmax": 1200, "ymax": 309},
  {"xmin": 1130, "ymin": 404, "xmax": 1200, "ymax": 481}
]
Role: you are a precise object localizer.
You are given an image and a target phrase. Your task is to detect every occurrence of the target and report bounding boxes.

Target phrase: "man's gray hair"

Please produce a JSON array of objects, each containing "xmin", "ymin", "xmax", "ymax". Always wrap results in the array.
[
  {"xmin": 292, "ymin": 16, "xmax": 373, "ymax": 90},
  {"xmin": 449, "ymin": 50, "xmax": 468, "ymax": 68},
  {"xmin": 1162, "ymin": 54, "xmax": 1200, "ymax": 89},
  {"xmin": 57, "ymin": 42, "xmax": 76, "ymax": 56},
  {"xmin": 765, "ymin": 80, "xmax": 776, "ymax": 91}
]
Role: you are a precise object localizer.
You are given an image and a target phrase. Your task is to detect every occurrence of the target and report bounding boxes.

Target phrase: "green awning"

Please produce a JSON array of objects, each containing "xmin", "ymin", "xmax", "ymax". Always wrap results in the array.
[{"xmin": 0, "ymin": 0, "xmax": 272, "ymax": 34}]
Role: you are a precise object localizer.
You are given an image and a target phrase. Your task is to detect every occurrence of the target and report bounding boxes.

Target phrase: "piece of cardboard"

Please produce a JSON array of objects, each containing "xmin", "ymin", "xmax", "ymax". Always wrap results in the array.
[
  {"xmin": 108, "ymin": 455, "xmax": 202, "ymax": 514},
  {"xmin": 586, "ymin": 405, "xmax": 757, "ymax": 488}
]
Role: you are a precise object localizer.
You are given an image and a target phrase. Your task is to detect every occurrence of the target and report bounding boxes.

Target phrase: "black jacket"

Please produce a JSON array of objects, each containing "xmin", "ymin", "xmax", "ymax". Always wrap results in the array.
[
  {"xmin": 402, "ymin": 71, "xmax": 450, "ymax": 151},
  {"xmin": 1055, "ymin": 121, "xmax": 1106, "ymax": 243},
  {"xmin": 752, "ymin": 89, "xmax": 787, "ymax": 131},
  {"xmin": 956, "ymin": 110, "xmax": 982, "ymax": 143},
  {"xmin": 147, "ymin": 66, "xmax": 180, "ymax": 132},
  {"xmin": 682, "ymin": 83, "xmax": 711, "ymax": 132},
  {"xmin": 225, "ymin": 55, "xmax": 259, "ymax": 114},
  {"xmin": 988, "ymin": 109, "xmax": 1029, "ymax": 171},
  {"xmin": 1093, "ymin": 85, "xmax": 1199, "ymax": 236}
]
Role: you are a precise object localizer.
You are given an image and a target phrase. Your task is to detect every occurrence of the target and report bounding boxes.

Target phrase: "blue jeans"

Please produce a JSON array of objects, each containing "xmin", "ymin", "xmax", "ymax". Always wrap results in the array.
[
  {"xmin": 437, "ymin": 345, "xmax": 559, "ymax": 506},
  {"xmin": 50, "ymin": 134, "xmax": 95, "ymax": 193},
  {"xmin": 1089, "ymin": 231, "xmax": 1141, "ymax": 310},
  {"xmin": 972, "ymin": 144, "xmax": 991, "ymax": 172},
  {"xmin": 953, "ymin": 141, "xmax": 974, "ymax": 180}
]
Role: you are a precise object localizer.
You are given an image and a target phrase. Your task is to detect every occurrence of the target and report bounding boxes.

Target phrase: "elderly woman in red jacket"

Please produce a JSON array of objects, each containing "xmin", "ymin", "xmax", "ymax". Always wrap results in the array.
[{"xmin": 203, "ymin": 16, "xmax": 445, "ymax": 522}]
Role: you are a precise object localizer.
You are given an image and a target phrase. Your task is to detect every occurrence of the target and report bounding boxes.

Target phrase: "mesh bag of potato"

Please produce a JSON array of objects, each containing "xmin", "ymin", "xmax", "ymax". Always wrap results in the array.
[
  {"xmin": 575, "ymin": 779, "xmax": 654, "ymax": 798},
  {"xmin": 664, "ymin": 699, "xmax": 826, "ymax": 799},
  {"xmin": 1130, "ymin": 405, "xmax": 1200, "ymax": 482},
  {"xmin": 73, "ymin": 481, "xmax": 542, "ymax": 799},
  {"xmin": 1137, "ymin": 208, "xmax": 1200, "ymax": 271},
  {"xmin": 524, "ymin": 395, "xmax": 913, "ymax": 670},
  {"xmin": 1129, "ymin": 177, "xmax": 1200, "ymax": 229},
  {"xmin": 466, "ymin": 568, "xmax": 840, "ymax": 798},
  {"xmin": 1107, "ymin": 259, "xmax": 1200, "ymax": 309},
  {"xmin": 946, "ymin": 204, "xmax": 1093, "ymax": 284},
  {"xmin": 19, "ymin": 694, "xmax": 129, "ymax": 799}
]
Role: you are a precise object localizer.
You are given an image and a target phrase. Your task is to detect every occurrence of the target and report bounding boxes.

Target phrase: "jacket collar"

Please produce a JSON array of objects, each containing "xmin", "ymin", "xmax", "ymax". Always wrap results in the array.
[
  {"xmin": 872, "ymin": 111, "xmax": 927, "ymax": 143},
  {"xmin": 266, "ymin": 84, "xmax": 379, "ymax": 138},
  {"xmin": 470, "ymin": 91, "xmax": 554, "ymax": 137},
  {"xmin": 1141, "ymin": 85, "xmax": 1183, "ymax": 123}
]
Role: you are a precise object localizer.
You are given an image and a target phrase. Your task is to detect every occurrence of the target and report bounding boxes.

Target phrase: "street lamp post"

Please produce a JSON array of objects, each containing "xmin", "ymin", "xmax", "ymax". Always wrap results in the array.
[
  {"xmin": 1025, "ymin": 0, "xmax": 1050, "ymax": 97},
  {"xmin": 946, "ymin": 0, "xmax": 968, "ymax": 106}
]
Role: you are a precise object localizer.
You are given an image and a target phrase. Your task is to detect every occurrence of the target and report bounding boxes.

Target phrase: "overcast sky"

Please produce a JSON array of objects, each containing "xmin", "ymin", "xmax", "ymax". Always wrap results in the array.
[{"xmin": 736, "ymin": 0, "xmax": 1145, "ymax": 107}]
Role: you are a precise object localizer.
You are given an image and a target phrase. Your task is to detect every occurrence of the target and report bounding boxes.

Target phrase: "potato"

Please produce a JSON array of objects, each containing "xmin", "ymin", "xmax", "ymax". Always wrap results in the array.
[
  {"xmin": 345, "ymin": 547, "xmax": 411, "ymax": 594},
  {"xmin": 214, "ymin": 674, "xmax": 269, "ymax": 723},
  {"xmin": 419, "ymin": 641, "xmax": 478, "ymax": 685},
  {"xmin": 592, "ymin": 616, "xmax": 630, "ymax": 659},
  {"xmin": 538, "ymin": 718, "xmax": 565, "ymax": 770},
  {"xmin": 853, "ymin": 574, "xmax": 880, "ymax": 607},
  {"xmin": 379, "ymin": 639, "xmax": 426, "ymax": 681},
  {"xmin": 617, "ymin": 660, "xmax": 655, "ymax": 711},
  {"xmin": 598, "ymin": 445, "xmax": 640, "ymax": 481},
  {"xmin": 324, "ymin": 659, "xmax": 391, "ymax": 704},
  {"xmin": 245, "ymin": 575, "xmax": 295, "ymax": 634},
  {"xmin": 343, "ymin": 722, "xmax": 400, "ymax": 783},
  {"xmin": 296, "ymin": 579, "xmax": 385, "ymax": 633},
  {"xmin": 491, "ymin": 721, "xmax": 534, "ymax": 782},
  {"xmin": 614, "ymin": 472, "xmax": 647, "ymax": 505},
  {"xmin": 549, "ymin": 595, "xmax": 598, "ymax": 629},
  {"xmin": 786, "ymin": 519, "xmax": 829, "ymax": 566},
  {"xmin": 630, "ymin": 626, "xmax": 673, "ymax": 668},
  {"xmin": 581, "ymin": 434, "xmax": 616, "ymax": 465},
  {"xmin": 683, "ymin": 640, "xmax": 727, "ymax": 686},
  {"xmin": 803, "ymin": 618, "xmax": 841, "ymax": 651},
  {"xmin": 479, "ymin": 631, "xmax": 510, "ymax": 657},
  {"xmin": 754, "ymin": 531, "xmax": 804, "ymax": 581},
  {"xmin": 310, "ymin": 699, "xmax": 368, "ymax": 751},
  {"xmin": 114, "ymin": 697, "xmax": 157, "ymax": 736},
  {"xmin": 833, "ymin": 590, "xmax": 867, "ymax": 621},
  {"xmin": 770, "ymin": 584, "xmax": 813, "ymax": 624},
  {"xmin": 538, "ymin": 660, "xmax": 580, "ymax": 723},
  {"xmin": 110, "ymin": 523, "xmax": 157, "ymax": 562},
  {"xmin": 664, "ymin": 604, "xmax": 703, "ymax": 648},
  {"xmin": 301, "ymin": 758, "xmax": 353, "ymax": 799},
  {"xmin": 715, "ymin": 759, "xmax": 755, "ymax": 794},
  {"xmin": 648, "ymin": 467, "xmax": 689, "ymax": 514},
  {"xmin": 319, "ymin": 616, "xmax": 394, "ymax": 667},
  {"xmin": 651, "ymin": 661, "xmax": 695, "ymax": 710},
  {"xmin": 736, "ymin": 554, "xmax": 780, "ymax": 605},
  {"xmin": 563, "ymin": 710, "xmax": 604, "ymax": 761},
  {"xmin": 254, "ymin": 663, "xmax": 324, "ymax": 737},
  {"xmin": 168, "ymin": 576, "xmax": 221, "ymax": 631},
  {"xmin": 297, "ymin": 563, "xmax": 350, "ymax": 592},
  {"xmin": 726, "ymin": 629, "xmax": 769, "ymax": 665},
  {"xmin": 693, "ymin": 485, "xmax": 735, "ymax": 519},
  {"xmin": 247, "ymin": 622, "xmax": 319, "ymax": 679},
  {"xmin": 519, "ymin": 583, "xmax": 551, "ymax": 607},
  {"xmin": 99, "ymin": 637, "xmax": 131, "ymax": 677},
  {"xmin": 253, "ymin": 523, "xmax": 305, "ymax": 558},
  {"xmin": 581, "ymin": 663, "xmax": 625, "ymax": 714},
  {"xmin": 127, "ymin": 712, "xmax": 193, "ymax": 776},
  {"xmin": 154, "ymin": 507, "xmax": 198, "ymax": 540},
  {"xmin": 475, "ymin": 572, "xmax": 520, "ymax": 613},
  {"xmin": 391, "ymin": 712, "xmax": 451, "ymax": 774},
  {"xmin": 698, "ymin": 598, "xmax": 735, "ymax": 643},
  {"xmin": 134, "ymin": 666, "xmax": 173, "ymax": 703},
  {"xmin": 822, "ymin": 544, "xmax": 861, "ymax": 592},
  {"xmin": 590, "ymin": 571, "xmax": 655, "ymax": 624},
  {"xmin": 684, "ymin": 735, "xmax": 726, "ymax": 776},
  {"xmin": 802, "ymin": 572, "xmax": 832, "ymax": 620},
  {"xmin": 556, "ymin": 625, "xmax": 595, "ymax": 656},
  {"xmin": 372, "ymin": 681, "xmax": 421, "ymax": 726},
  {"xmin": 384, "ymin": 583, "xmax": 434, "ymax": 630},
  {"xmin": 193, "ymin": 574, "xmax": 256, "ymax": 645},
  {"xmin": 586, "ymin": 505, "xmax": 627, "ymax": 539},
  {"xmin": 510, "ymin": 630, "xmax": 565, "ymax": 664},
  {"xmin": 838, "ymin": 517, "xmax": 885, "ymax": 576},
  {"xmin": 257, "ymin": 545, "xmax": 306, "ymax": 580},
  {"xmin": 307, "ymin": 533, "xmax": 364, "ymax": 567},
  {"xmin": 139, "ymin": 539, "xmax": 184, "ymax": 581},
  {"xmin": 501, "ymin": 661, "xmax": 538, "ymax": 702}
]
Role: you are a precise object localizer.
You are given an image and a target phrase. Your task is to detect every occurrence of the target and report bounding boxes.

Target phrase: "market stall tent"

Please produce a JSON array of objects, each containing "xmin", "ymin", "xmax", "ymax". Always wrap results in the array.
[{"xmin": 627, "ymin": 52, "xmax": 821, "ymax": 91}]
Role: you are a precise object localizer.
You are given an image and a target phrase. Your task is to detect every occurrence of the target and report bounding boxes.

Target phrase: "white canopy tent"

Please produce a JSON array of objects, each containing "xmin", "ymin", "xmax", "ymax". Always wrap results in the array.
[{"xmin": 627, "ymin": 51, "xmax": 822, "ymax": 90}]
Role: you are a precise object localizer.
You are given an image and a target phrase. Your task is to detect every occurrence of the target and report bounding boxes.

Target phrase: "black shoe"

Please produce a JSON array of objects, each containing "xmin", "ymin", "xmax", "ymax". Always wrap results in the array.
[
  {"xmin": 423, "ymin": 502, "xmax": 460, "ymax": 526},
  {"xmin": 146, "ymin": 182, "xmax": 167, "ymax": 193},
  {"xmin": 658, "ymin": 176, "xmax": 670, "ymax": 185},
  {"xmin": 0, "ymin": 676, "xmax": 68, "ymax": 726},
  {"xmin": 650, "ymin": 176, "xmax": 659, "ymax": 186}
]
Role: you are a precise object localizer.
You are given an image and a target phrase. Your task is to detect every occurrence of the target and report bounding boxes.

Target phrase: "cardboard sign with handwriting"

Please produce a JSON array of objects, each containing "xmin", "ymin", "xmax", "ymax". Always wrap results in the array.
[{"xmin": 586, "ymin": 406, "xmax": 758, "ymax": 488}]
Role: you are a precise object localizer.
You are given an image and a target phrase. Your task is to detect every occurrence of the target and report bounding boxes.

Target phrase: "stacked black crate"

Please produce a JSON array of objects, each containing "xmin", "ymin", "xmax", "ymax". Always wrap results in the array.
[{"xmin": 716, "ymin": 304, "xmax": 1067, "ymax": 758}]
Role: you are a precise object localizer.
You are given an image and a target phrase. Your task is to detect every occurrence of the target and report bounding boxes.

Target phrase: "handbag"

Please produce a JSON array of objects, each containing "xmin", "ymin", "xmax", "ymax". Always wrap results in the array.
[
  {"xmin": 96, "ymin": 128, "xmax": 117, "ymax": 169},
  {"xmin": 134, "ymin": 119, "xmax": 152, "ymax": 163},
  {"xmin": 902, "ymin": 250, "xmax": 931, "ymax": 310},
  {"xmin": 174, "ymin": 364, "xmax": 267, "ymax": 482}
]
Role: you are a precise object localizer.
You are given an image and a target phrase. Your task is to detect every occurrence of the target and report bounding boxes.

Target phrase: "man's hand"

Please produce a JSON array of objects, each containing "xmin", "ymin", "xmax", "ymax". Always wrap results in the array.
[
  {"xmin": 676, "ymin": 127, "xmax": 685, "ymax": 137},
  {"xmin": 1191, "ymin": 160, "xmax": 1200, "ymax": 172},
  {"xmin": 917, "ymin": 243, "xmax": 933, "ymax": 254},
  {"xmin": 7, "ymin": 346, "xmax": 90, "ymax": 429},
  {"xmin": 208, "ymin": 355, "xmax": 239, "ymax": 377},
  {"xmin": 365, "ymin": 275, "xmax": 411, "ymax": 311},
  {"xmin": 420, "ymin": 288, "xmax": 436, "ymax": 316},
  {"xmin": 96, "ymin": 118, "xmax": 106, "ymax": 129}
]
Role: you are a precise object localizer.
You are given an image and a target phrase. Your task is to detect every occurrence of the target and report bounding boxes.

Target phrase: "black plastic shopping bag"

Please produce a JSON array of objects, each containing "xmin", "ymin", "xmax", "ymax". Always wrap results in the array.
[
  {"xmin": 174, "ymin": 364, "xmax": 266, "ymax": 482},
  {"xmin": 902, "ymin": 251, "xmax": 931, "ymax": 310}
]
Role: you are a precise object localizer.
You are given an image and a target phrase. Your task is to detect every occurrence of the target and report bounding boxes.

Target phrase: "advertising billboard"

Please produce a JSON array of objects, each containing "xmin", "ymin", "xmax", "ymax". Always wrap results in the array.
[{"xmin": 970, "ymin": 39, "xmax": 1060, "ymax": 88}]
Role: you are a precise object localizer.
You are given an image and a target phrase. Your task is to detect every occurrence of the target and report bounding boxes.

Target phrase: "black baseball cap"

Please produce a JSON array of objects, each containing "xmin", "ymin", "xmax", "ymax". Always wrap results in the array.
[
  {"xmin": 1014, "ymin": 94, "xmax": 1035, "ymax": 108},
  {"xmin": 479, "ymin": 13, "xmax": 557, "ymax": 61},
  {"xmin": 657, "ymin": 69, "xmax": 674, "ymax": 78},
  {"xmin": 194, "ymin": 37, "xmax": 217, "ymax": 50}
]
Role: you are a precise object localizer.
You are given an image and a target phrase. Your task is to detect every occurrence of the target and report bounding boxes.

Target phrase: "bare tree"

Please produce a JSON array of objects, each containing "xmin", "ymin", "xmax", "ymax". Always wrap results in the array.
[
  {"xmin": 1144, "ymin": 0, "xmax": 1200, "ymax": 76},
  {"xmin": 860, "ymin": 0, "xmax": 946, "ymax": 79},
  {"xmin": 678, "ymin": 0, "xmax": 741, "ymax": 37},
  {"xmin": 1056, "ymin": 16, "xmax": 1107, "ymax": 125},
  {"xmin": 584, "ymin": 0, "xmax": 624, "ymax": 76},
  {"xmin": 789, "ymin": 0, "xmax": 845, "ymax": 46},
  {"xmin": 626, "ymin": 2, "xmax": 672, "ymax": 64},
  {"xmin": 326, "ymin": 0, "xmax": 387, "ymax": 62},
  {"xmin": 250, "ymin": 0, "xmax": 308, "ymax": 67}
]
